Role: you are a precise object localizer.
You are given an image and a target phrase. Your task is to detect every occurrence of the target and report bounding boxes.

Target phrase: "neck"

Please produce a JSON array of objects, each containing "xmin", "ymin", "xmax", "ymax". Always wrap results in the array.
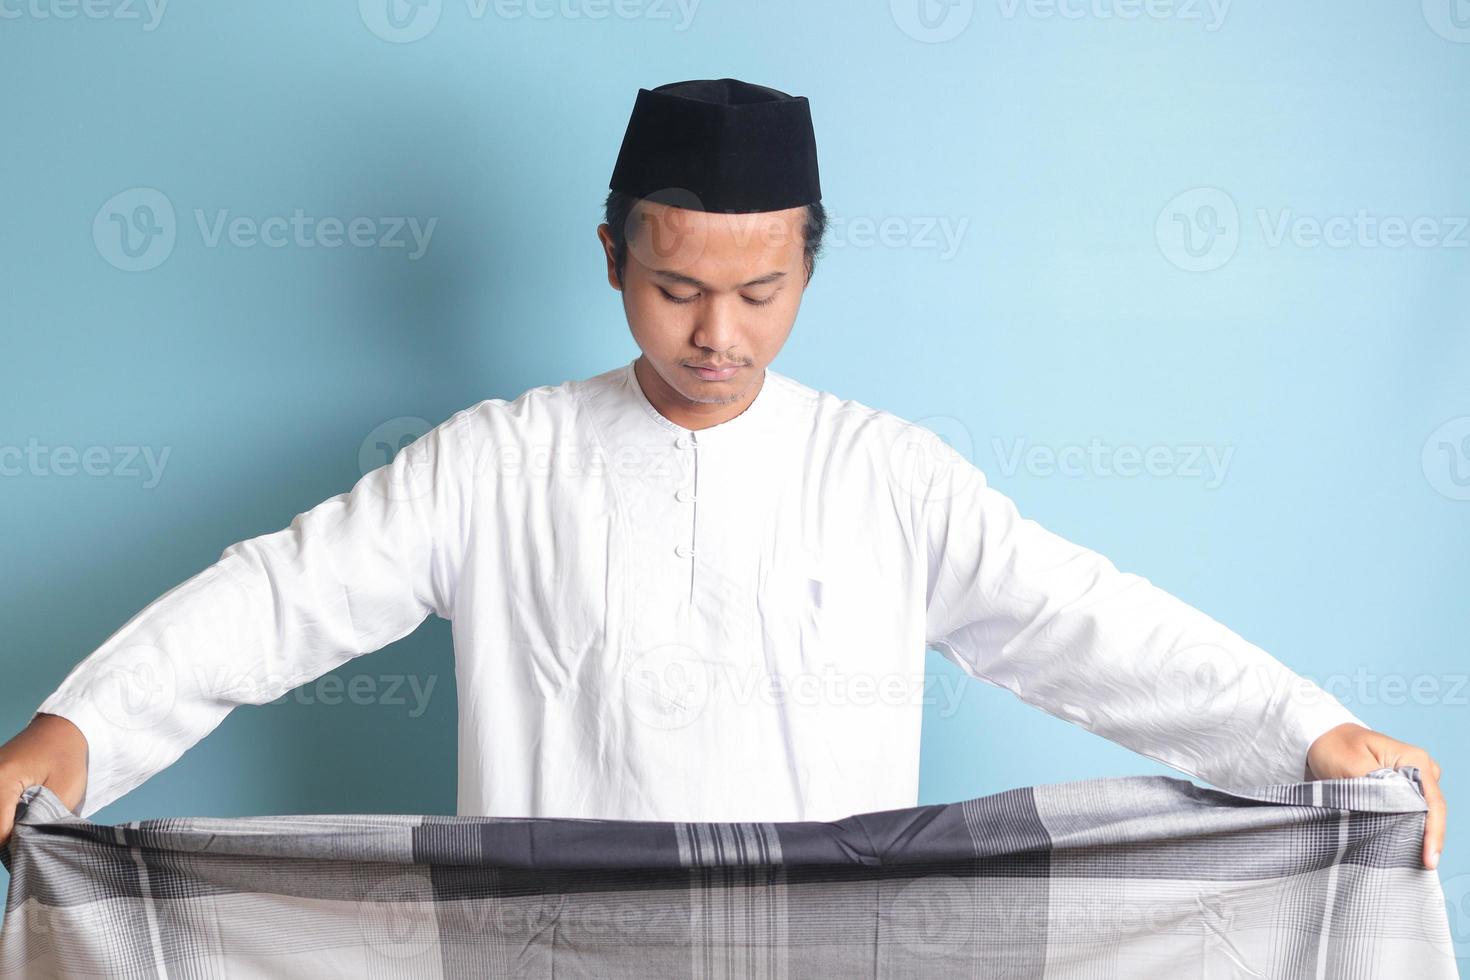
[{"xmin": 634, "ymin": 356, "xmax": 764, "ymax": 431}]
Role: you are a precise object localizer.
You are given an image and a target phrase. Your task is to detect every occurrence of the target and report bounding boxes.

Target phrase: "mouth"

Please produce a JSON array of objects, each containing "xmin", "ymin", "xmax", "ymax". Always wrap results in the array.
[{"xmin": 685, "ymin": 364, "xmax": 741, "ymax": 381}]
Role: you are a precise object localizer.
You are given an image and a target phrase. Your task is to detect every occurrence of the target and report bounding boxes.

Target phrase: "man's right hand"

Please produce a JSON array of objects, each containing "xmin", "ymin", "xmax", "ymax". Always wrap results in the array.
[{"xmin": 0, "ymin": 713, "xmax": 88, "ymax": 851}]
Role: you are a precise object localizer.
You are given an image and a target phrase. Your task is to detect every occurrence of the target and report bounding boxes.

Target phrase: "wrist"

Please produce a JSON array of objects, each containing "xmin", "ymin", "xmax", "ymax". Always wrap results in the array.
[{"xmin": 1306, "ymin": 722, "xmax": 1369, "ymax": 779}]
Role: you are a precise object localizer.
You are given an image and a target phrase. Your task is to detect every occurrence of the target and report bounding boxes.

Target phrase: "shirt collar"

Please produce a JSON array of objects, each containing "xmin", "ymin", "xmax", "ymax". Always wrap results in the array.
[{"xmin": 620, "ymin": 358, "xmax": 781, "ymax": 445}]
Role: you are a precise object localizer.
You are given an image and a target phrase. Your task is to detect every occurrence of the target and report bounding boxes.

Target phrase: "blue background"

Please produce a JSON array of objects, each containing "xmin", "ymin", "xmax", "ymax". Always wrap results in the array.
[{"xmin": 1, "ymin": 0, "xmax": 1466, "ymax": 957}]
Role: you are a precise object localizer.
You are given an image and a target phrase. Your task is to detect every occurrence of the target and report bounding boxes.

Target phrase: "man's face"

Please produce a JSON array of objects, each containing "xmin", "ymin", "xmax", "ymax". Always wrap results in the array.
[{"xmin": 598, "ymin": 201, "xmax": 808, "ymax": 408}]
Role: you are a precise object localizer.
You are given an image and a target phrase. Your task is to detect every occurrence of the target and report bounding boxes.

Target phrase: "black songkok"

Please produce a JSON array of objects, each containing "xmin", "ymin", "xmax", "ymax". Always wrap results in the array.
[{"xmin": 609, "ymin": 78, "xmax": 821, "ymax": 214}]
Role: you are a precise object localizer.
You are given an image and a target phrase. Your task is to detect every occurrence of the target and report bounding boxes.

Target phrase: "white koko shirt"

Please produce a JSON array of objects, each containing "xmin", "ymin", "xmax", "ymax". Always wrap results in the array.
[{"xmin": 35, "ymin": 357, "xmax": 1367, "ymax": 822}]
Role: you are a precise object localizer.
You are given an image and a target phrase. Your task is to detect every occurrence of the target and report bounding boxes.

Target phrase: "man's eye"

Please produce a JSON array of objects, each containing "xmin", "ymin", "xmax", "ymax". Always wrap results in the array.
[
  {"xmin": 743, "ymin": 293, "xmax": 778, "ymax": 307},
  {"xmin": 658, "ymin": 287, "xmax": 699, "ymax": 304}
]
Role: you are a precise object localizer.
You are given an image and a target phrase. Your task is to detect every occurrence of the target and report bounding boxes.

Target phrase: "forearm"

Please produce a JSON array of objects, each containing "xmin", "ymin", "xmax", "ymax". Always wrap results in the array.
[{"xmin": 0, "ymin": 712, "xmax": 89, "ymax": 847}]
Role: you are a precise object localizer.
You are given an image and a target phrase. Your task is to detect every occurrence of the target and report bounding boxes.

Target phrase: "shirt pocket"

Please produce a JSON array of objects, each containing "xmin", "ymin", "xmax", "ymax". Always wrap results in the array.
[
  {"xmin": 758, "ymin": 538, "xmax": 909, "ymax": 686},
  {"xmin": 755, "ymin": 549, "xmax": 834, "ymax": 678}
]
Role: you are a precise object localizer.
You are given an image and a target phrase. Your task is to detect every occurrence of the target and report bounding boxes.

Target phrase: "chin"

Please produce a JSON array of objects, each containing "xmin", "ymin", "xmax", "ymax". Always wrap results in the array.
[
  {"xmin": 683, "ymin": 377, "xmax": 752, "ymax": 406},
  {"xmin": 679, "ymin": 385, "xmax": 741, "ymax": 406}
]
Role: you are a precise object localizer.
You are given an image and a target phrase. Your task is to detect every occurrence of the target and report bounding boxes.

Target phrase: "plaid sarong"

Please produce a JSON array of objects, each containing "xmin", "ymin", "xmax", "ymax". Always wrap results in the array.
[{"xmin": 1, "ymin": 766, "xmax": 1457, "ymax": 978}]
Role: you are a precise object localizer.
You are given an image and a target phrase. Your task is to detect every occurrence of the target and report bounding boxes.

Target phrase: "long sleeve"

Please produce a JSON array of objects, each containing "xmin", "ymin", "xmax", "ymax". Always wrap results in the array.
[
  {"xmin": 31, "ymin": 408, "xmax": 476, "ymax": 818},
  {"xmin": 916, "ymin": 428, "xmax": 1367, "ymax": 790}
]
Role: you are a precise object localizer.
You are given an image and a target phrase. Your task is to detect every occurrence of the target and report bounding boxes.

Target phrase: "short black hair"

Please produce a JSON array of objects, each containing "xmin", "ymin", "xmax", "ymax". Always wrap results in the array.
[{"xmin": 602, "ymin": 189, "xmax": 827, "ymax": 289}]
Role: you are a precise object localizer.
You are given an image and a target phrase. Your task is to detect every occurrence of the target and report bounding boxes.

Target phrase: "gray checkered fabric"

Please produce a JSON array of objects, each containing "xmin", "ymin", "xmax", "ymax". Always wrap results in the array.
[{"xmin": 1, "ymin": 767, "xmax": 1457, "ymax": 978}]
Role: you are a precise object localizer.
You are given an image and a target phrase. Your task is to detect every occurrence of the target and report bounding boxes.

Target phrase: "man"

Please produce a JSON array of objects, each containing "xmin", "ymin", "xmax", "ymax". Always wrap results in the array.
[{"xmin": 0, "ymin": 78, "xmax": 1446, "ymax": 871}]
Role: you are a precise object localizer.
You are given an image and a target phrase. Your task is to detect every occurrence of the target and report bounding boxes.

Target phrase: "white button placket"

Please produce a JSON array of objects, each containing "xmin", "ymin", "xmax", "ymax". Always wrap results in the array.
[{"xmin": 674, "ymin": 431, "xmax": 699, "ymax": 598}]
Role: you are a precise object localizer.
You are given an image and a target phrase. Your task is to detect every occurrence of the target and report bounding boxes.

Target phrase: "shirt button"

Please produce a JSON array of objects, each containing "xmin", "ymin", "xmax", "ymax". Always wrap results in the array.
[
  {"xmin": 674, "ymin": 435, "xmax": 693, "ymax": 450},
  {"xmin": 674, "ymin": 544, "xmax": 694, "ymax": 558},
  {"xmin": 675, "ymin": 488, "xmax": 694, "ymax": 503}
]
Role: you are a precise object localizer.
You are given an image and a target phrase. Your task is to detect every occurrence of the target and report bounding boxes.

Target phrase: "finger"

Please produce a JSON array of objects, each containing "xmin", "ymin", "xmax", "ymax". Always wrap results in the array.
[
  {"xmin": 1419, "ymin": 764, "xmax": 1447, "ymax": 870},
  {"xmin": 0, "ymin": 774, "xmax": 25, "ymax": 853}
]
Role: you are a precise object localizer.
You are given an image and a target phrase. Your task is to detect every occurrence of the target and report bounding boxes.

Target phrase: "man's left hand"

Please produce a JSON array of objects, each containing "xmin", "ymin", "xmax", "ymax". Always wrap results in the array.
[{"xmin": 1307, "ymin": 722, "xmax": 1446, "ymax": 871}]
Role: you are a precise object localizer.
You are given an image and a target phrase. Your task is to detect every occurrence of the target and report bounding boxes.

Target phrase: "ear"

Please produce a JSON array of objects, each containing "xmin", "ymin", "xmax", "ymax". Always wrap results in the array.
[{"xmin": 596, "ymin": 224, "xmax": 621, "ymax": 291}]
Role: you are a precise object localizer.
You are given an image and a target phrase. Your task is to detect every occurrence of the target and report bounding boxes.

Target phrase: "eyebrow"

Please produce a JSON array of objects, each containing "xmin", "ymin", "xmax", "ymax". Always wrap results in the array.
[{"xmin": 652, "ymin": 269, "xmax": 787, "ymax": 290}]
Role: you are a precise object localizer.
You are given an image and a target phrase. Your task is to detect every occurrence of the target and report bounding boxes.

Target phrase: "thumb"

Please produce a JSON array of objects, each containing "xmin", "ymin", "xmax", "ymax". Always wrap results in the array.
[{"xmin": 0, "ymin": 775, "xmax": 31, "ymax": 855}]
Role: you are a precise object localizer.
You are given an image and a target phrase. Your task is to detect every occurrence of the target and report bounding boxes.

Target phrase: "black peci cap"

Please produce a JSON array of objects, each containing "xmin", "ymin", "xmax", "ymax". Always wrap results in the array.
[{"xmin": 609, "ymin": 78, "xmax": 821, "ymax": 214}]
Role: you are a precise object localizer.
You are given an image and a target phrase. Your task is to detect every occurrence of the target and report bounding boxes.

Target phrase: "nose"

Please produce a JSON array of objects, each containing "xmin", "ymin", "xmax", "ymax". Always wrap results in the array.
[{"xmin": 691, "ymin": 296, "xmax": 741, "ymax": 356}]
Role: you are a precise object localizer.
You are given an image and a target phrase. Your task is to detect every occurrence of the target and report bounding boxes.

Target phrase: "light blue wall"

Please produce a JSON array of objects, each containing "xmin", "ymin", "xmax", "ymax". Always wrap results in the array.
[{"xmin": 2, "ymin": 0, "xmax": 1466, "ymax": 955}]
